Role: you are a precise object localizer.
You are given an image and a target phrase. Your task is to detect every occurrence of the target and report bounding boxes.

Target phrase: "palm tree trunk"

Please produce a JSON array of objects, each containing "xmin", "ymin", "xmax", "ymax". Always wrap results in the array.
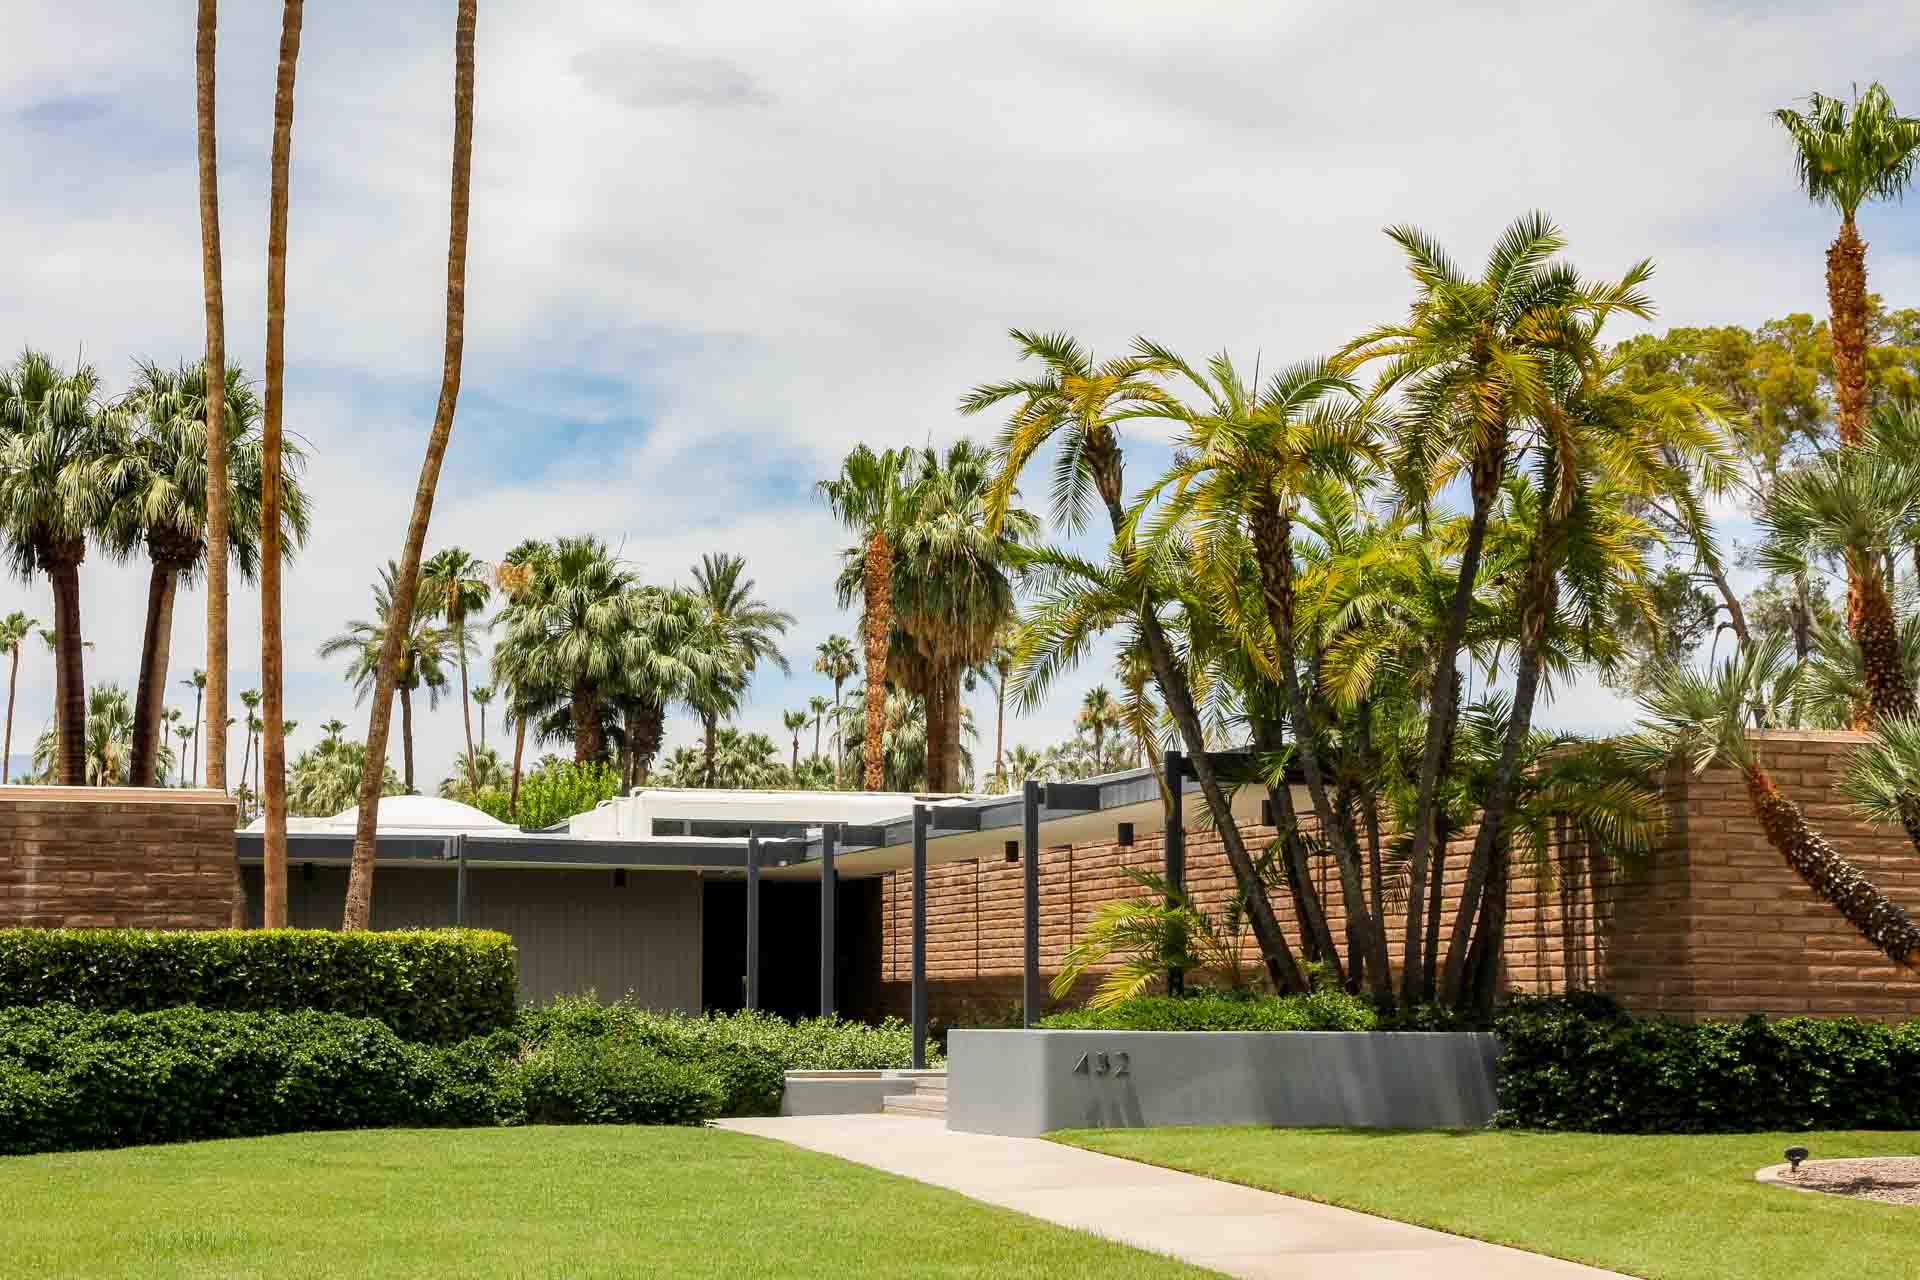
[
  {"xmin": 399, "ymin": 685, "xmax": 415, "ymax": 793},
  {"xmin": 862, "ymin": 530, "xmax": 891, "ymax": 791},
  {"xmin": 1829, "ymin": 218, "xmax": 1870, "ymax": 447},
  {"xmin": 3, "ymin": 644, "xmax": 18, "ymax": 785},
  {"xmin": 832, "ymin": 674, "xmax": 846, "ymax": 785},
  {"xmin": 508, "ymin": 713, "xmax": 526, "ymax": 819},
  {"xmin": 946, "ymin": 665, "xmax": 964, "ymax": 789},
  {"xmin": 994, "ymin": 678, "xmax": 1006, "ymax": 782},
  {"xmin": 49, "ymin": 550, "xmax": 86, "ymax": 787},
  {"xmin": 344, "ymin": 0, "xmax": 476, "ymax": 931},
  {"xmin": 197, "ymin": 0, "xmax": 230, "ymax": 802},
  {"xmin": 456, "ymin": 611, "xmax": 478, "ymax": 796},
  {"xmin": 921, "ymin": 679, "xmax": 945, "ymax": 793},
  {"xmin": 812, "ymin": 714, "xmax": 822, "ymax": 759},
  {"xmin": 130, "ymin": 552, "xmax": 185, "ymax": 787},
  {"xmin": 701, "ymin": 710, "xmax": 717, "ymax": 785}
]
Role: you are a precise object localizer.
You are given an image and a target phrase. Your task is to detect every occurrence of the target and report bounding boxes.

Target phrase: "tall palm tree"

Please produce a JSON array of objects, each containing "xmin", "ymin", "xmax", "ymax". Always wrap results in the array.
[
  {"xmin": 422, "ymin": 545, "xmax": 491, "ymax": 797},
  {"xmin": 320, "ymin": 717, "xmax": 347, "ymax": 746},
  {"xmin": 808, "ymin": 694, "xmax": 830, "ymax": 759},
  {"xmin": 1775, "ymin": 84, "xmax": 1920, "ymax": 448},
  {"xmin": 1338, "ymin": 215, "xmax": 1650, "ymax": 1000},
  {"xmin": 180, "ymin": 668, "xmax": 207, "ymax": 785},
  {"xmin": 818, "ymin": 446, "xmax": 917, "ymax": 790},
  {"xmin": 984, "ymin": 628, "xmax": 1015, "ymax": 784},
  {"xmin": 320, "ymin": 565, "xmax": 456, "ymax": 794},
  {"xmin": 0, "ymin": 612, "xmax": 38, "ymax": 784},
  {"xmin": 197, "ymin": 0, "xmax": 231, "ymax": 800},
  {"xmin": 106, "ymin": 362, "xmax": 307, "ymax": 787},
  {"xmin": 1632, "ymin": 638, "xmax": 1920, "ymax": 970},
  {"xmin": 963, "ymin": 328, "xmax": 1310, "ymax": 994},
  {"xmin": 472, "ymin": 684, "xmax": 493, "ymax": 748},
  {"xmin": 687, "ymin": 552, "xmax": 792, "ymax": 787},
  {"xmin": 783, "ymin": 709, "xmax": 808, "ymax": 770},
  {"xmin": 0, "ymin": 351, "xmax": 115, "ymax": 785},
  {"xmin": 344, "ymin": 0, "xmax": 476, "ymax": 932},
  {"xmin": 491, "ymin": 537, "xmax": 635, "ymax": 765},
  {"xmin": 173, "ymin": 719, "xmax": 194, "ymax": 782},
  {"xmin": 813, "ymin": 633, "xmax": 858, "ymax": 782},
  {"xmin": 1077, "ymin": 686, "xmax": 1119, "ymax": 768},
  {"xmin": 238, "ymin": 687, "xmax": 261, "ymax": 813},
  {"xmin": 289, "ymin": 737, "xmax": 401, "ymax": 818}
]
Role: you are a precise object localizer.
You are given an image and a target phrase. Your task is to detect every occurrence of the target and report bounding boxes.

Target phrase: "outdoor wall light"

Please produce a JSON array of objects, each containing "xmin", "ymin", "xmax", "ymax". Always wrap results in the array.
[
  {"xmin": 1261, "ymin": 798, "xmax": 1274, "ymax": 826},
  {"xmin": 1005, "ymin": 841, "xmax": 1019, "ymax": 863},
  {"xmin": 613, "ymin": 869, "xmax": 628, "ymax": 889},
  {"xmin": 1116, "ymin": 822, "xmax": 1134, "ymax": 847},
  {"xmin": 301, "ymin": 862, "xmax": 314, "ymax": 883}
]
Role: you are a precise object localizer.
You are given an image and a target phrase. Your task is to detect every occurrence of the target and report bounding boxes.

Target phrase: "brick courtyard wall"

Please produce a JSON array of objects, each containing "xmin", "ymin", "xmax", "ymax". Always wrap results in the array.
[
  {"xmin": 0, "ymin": 787, "xmax": 239, "ymax": 929},
  {"xmin": 876, "ymin": 732, "xmax": 1920, "ymax": 1025}
]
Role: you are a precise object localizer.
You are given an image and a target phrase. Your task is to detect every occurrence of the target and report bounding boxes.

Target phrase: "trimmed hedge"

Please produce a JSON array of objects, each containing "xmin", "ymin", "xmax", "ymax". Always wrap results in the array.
[
  {"xmin": 1037, "ymin": 990, "xmax": 1376, "ymax": 1032},
  {"xmin": 1492, "ymin": 995, "xmax": 1920, "ymax": 1133},
  {"xmin": 0, "ymin": 929, "xmax": 516, "ymax": 1044}
]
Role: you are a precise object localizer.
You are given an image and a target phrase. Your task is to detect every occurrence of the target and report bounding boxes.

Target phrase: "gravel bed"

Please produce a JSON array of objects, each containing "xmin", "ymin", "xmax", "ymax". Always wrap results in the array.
[{"xmin": 1758, "ymin": 1157, "xmax": 1920, "ymax": 1207}]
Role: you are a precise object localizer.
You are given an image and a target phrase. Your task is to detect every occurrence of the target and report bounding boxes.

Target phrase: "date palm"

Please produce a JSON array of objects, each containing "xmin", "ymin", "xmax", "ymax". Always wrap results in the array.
[
  {"xmin": 687, "ymin": 552, "xmax": 792, "ymax": 787},
  {"xmin": 1631, "ymin": 637, "xmax": 1919, "ymax": 970},
  {"xmin": 818, "ymin": 446, "xmax": 917, "ymax": 790},
  {"xmin": 319, "ymin": 564, "xmax": 458, "ymax": 794},
  {"xmin": 812, "ymin": 633, "xmax": 858, "ymax": 782},
  {"xmin": 422, "ymin": 545, "xmax": 492, "ymax": 797},
  {"xmin": 0, "ymin": 351, "xmax": 116, "ymax": 784},
  {"xmin": 1774, "ymin": 84, "xmax": 1920, "ymax": 447},
  {"xmin": 0, "ymin": 612, "xmax": 38, "ymax": 784},
  {"xmin": 106, "ymin": 361, "xmax": 308, "ymax": 787}
]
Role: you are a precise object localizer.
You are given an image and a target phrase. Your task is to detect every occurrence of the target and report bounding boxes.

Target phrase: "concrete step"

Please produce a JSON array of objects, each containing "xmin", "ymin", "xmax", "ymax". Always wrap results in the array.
[
  {"xmin": 882, "ymin": 1092, "xmax": 947, "ymax": 1118},
  {"xmin": 911, "ymin": 1075, "xmax": 947, "ymax": 1096}
]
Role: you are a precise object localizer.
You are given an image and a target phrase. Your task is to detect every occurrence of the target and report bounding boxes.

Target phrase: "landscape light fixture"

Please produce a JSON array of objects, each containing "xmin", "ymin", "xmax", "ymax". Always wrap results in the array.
[
  {"xmin": 301, "ymin": 861, "xmax": 314, "ymax": 883},
  {"xmin": 1005, "ymin": 841, "xmax": 1019, "ymax": 863},
  {"xmin": 1116, "ymin": 822, "xmax": 1134, "ymax": 847},
  {"xmin": 1785, "ymin": 1146, "xmax": 1809, "ymax": 1173}
]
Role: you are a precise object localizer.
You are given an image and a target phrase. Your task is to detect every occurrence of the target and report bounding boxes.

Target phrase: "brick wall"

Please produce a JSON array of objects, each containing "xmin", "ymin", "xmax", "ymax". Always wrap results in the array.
[
  {"xmin": 874, "ymin": 732, "xmax": 1920, "ymax": 1025},
  {"xmin": 0, "ymin": 787, "xmax": 239, "ymax": 929}
]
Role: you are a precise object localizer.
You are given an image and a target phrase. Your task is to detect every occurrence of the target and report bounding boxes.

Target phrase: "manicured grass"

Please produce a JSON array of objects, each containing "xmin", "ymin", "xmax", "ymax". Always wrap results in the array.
[
  {"xmin": 0, "ymin": 1126, "xmax": 1208, "ymax": 1278},
  {"xmin": 1054, "ymin": 1127, "xmax": 1920, "ymax": 1280}
]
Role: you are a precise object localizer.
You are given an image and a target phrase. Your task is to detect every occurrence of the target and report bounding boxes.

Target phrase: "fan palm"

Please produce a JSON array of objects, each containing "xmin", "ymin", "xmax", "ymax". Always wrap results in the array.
[
  {"xmin": 289, "ymin": 737, "xmax": 401, "ymax": 817},
  {"xmin": 812, "ymin": 634, "xmax": 858, "ymax": 781},
  {"xmin": 318, "ymin": 563, "xmax": 458, "ymax": 792},
  {"xmin": 472, "ymin": 684, "xmax": 493, "ymax": 748},
  {"xmin": 180, "ymin": 668, "xmax": 207, "ymax": 784},
  {"xmin": 105, "ymin": 361, "xmax": 308, "ymax": 786},
  {"xmin": 783, "ymin": 708, "xmax": 808, "ymax": 770},
  {"xmin": 808, "ymin": 694, "xmax": 830, "ymax": 759},
  {"xmin": 422, "ymin": 545, "xmax": 492, "ymax": 797},
  {"xmin": 0, "ymin": 351, "xmax": 117, "ymax": 784},
  {"xmin": 0, "ymin": 612, "xmax": 38, "ymax": 784},
  {"xmin": 686, "ymin": 552, "xmax": 792, "ymax": 787},
  {"xmin": 1774, "ymin": 84, "xmax": 1920, "ymax": 447},
  {"xmin": 439, "ymin": 743, "xmax": 509, "ymax": 802},
  {"xmin": 1630, "ymin": 637, "xmax": 1919, "ymax": 970}
]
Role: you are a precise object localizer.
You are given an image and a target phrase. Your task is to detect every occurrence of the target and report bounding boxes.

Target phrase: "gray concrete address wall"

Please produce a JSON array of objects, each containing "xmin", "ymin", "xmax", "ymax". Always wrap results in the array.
[{"xmin": 946, "ymin": 1030, "xmax": 1502, "ymax": 1136}]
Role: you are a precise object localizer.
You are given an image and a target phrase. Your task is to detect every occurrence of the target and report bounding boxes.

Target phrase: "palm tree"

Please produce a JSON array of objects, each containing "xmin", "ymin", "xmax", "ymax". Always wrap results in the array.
[
  {"xmin": 238, "ymin": 687, "xmax": 261, "ymax": 815},
  {"xmin": 289, "ymin": 737, "xmax": 401, "ymax": 817},
  {"xmin": 984, "ymin": 628, "xmax": 1015, "ymax": 784},
  {"xmin": 31, "ymin": 683, "xmax": 168, "ymax": 788},
  {"xmin": 491, "ymin": 537, "xmax": 635, "ymax": 765},
  {"xmin": 818, "ymin": 446, "xmax": 918, "ymax": 790},
  {"xmin": 197, "ymin": 0, "xmax": 231, "ymax": 800},
  {"xmin": 687, "ymin": 553, "xmax": 793, "ymax": 787},
  {"xmin": 0, "ymin": 612, "xmax": 38, "ymax": 784},
  {"xmin": 107, "ymin": 362, "xmax": 307, "ymax": 787},
  {"xmin": 0, "ymin": 351, "xmax": 115, "ymax": 785},
  {"xmin": 782, "ymin": 708, "xmax": 808, "ymax": 770},
  {"xmin": 1077, "ymin": 686, "xmax": 1120, "ymax": 769},
  {"xmin": 1632, "ymin": 638, "xmax": 1919, "ymax": 970},
  {"xmin": 320, "ymin": 717, "xmax": 347, "ymax": 746},
  {"xmin": 472, "ymin": 684, "xmax": 493, "ymax": 748},
  {"xmin": 343, "ymin": 0, "xmax": 476, "ymax": 932},
  {"xmin": 320, "ymin": 565, "xmax": 457, "ymax": 793},
  {"xmin": 180, "ymin": 669, "xmax": 207, "ymax": 784},
  {"xmin": 422, "ymin": 546, "xmax": 491, "ymax": 797},
  {"xmin": 1774, "ymin": 84, "xmax": 1920, "ymax": 448},
  {"xmin": 439, "ymin": 743, "xmax": 509, "ymax": 802},
  {"xmin": 813, "ymin": 634, "xmax": 858, "ymax": 782},
  {"xmin": 173, "ymin": 719, "xmax": 194, "ymax": 782},
  {"xmin": 808, "ymin": 694, "xmax": 830, "ymax": 759}
]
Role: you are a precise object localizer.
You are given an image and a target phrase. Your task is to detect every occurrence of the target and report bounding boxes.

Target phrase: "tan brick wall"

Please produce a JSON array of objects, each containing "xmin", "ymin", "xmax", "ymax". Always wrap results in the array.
[
  {"xmin": 876, "ymin": 732, "xmax": 1920, "ymax": 1025},
  {"xmin": 0, "ymin": 787, "xmax": 239, "ymax": 930}
]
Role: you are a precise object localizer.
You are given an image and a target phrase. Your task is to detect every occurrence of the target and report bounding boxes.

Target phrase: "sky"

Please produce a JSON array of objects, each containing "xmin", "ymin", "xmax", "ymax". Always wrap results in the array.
[{"xmin": 4, "ymin": 1, "xmax": 1920, "ymax": 790}]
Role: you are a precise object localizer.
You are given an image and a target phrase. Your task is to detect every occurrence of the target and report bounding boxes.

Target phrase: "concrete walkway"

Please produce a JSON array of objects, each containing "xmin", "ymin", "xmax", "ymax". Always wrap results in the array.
[{"xmin": 716, "ymin": 1114, "xmax": 1623, "ymax": 1280}]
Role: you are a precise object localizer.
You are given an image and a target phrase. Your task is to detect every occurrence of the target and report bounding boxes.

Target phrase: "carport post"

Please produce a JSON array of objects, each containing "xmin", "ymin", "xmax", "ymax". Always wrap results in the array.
[
  {"xmin": 1164, "ymin": 747, "xmax": 1186, "ymax": 997},
  {"xmin": 1022, "ymin": 778, "xmax": 1040, "ymax": 1027},
  {"xmin": 454, "ymin": 834, "xmax": 468, "ymax": 927},
  {"xmin": 911, "ymin": 803, "xmax": 928, "ymax": 1070},
  {"xmin": 745, "ymin": 833, "xmax": 762, "ymax": 1011},
  {"xmin": 820, "ymin": 825, "xmax": 838, "ymax": 1017}
]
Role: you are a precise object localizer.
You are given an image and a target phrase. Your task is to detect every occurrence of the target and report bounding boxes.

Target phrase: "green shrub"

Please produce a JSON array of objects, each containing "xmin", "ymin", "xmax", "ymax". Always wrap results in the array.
[
  {"xmin": 509, "ymin": 1036, "xmax": 720, "ymax": 1126},
  {"xmin": 472, "ymin": 759, "xmax": 621, "ymax": 832},
  {"xmin": 1492, "ymin": 995, "xmax": 1920, "ymax": 1132},
  {"xmin": 0, "ymin": 928, "xmax": 516, "ymax": 1044},
  {"xmin": 1036, "ymin": 990, "xmax": 1377, "ymax": 1032}
]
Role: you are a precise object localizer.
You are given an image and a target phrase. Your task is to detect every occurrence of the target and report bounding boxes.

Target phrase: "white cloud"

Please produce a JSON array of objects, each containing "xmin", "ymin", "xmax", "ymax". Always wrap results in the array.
[{"xmin": 5, "ymin": 1, "xmax": 1920, "ymax": 786}]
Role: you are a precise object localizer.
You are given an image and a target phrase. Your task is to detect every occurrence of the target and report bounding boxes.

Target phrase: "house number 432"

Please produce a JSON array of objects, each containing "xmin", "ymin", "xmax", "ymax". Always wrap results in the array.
[{"xmin": 1071, "ymin": 1051, "xmax": 1130, "ymax": 1077}]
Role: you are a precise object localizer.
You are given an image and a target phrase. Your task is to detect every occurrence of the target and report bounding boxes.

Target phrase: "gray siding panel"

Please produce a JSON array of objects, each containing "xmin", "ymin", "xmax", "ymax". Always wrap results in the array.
[{"xmin": 265, "ymin": 865, "xmax": 702, "ymax": 1010}]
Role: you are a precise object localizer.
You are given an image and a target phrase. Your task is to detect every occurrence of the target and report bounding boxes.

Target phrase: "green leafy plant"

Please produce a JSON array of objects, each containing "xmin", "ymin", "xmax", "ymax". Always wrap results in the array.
[
  {"xmin": 473, "ymin": 757, "xmax": 621, "ymax": 831},
  {"xmin": 1051, "ymin": 867, "xmax": 1267, "ymax": 1008},
  {"xmin": 1037, "ymin": 990, "xmax": 1376, "ymax": 1032}
]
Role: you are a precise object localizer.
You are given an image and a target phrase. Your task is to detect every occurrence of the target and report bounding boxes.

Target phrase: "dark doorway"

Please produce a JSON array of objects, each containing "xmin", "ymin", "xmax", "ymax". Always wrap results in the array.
[{"xmin": 702, "ymin": 877, "xmax": 876, "ymax": 1020}]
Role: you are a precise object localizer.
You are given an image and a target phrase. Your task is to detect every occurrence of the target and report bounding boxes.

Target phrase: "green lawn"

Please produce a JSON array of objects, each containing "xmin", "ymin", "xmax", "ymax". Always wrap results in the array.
[
  {"xmin": 0, "ymin": 1126, "xmax": 1210, "ymax": 1279},
  {"xmin": 1055, "ymin": 1127, "xmax": 1920, "ymax": 1280}
]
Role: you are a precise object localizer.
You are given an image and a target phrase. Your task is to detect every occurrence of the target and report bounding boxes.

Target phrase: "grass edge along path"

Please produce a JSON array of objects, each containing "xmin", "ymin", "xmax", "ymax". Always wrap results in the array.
[
  {"xmin": 1053, "ymin": 1127, "xmax": 1920, "ymax": 1280},
  {"xmin": 0, "ymin": 1125, "xmax": 1214, "ymax": 1279}
]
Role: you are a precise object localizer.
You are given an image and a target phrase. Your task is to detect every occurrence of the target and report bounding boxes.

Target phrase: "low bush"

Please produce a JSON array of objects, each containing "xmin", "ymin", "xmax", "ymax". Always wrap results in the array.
[
  {"xmin": 1036, "ymin": 989, "xmax": 1377, "ymax": 1032},
  {"xmin": 0, "ymin": 928, "xmax": 516, "ymax": 1044},
  {"xmin": 1493, "ymin": 995, "xmax": 1920, "ymax": 1132},
  {"xmin": 510, "ymin": 1036, "xmax": 720, "ymax": 1126}
]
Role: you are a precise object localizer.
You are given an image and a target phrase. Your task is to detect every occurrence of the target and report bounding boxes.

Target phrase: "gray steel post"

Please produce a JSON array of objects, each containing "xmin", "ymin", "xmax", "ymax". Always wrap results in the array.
[
  {"xmin": 820, "ymin": 825, "xmax": 838, "ymax": 1017},
  {"xmin": 1022, "ymin": 778, "xmax": 1041, "ymax": 1027},
  {"xmin": 911, "ymin": 804, "xmax": 929, "ymax": 1070},
  {"xmin": 454, "ymin": 834, "xmax": 468, "ymax": 927},
  {"xmin": 1164, "ymin": 747, "xmax": 1186, "ymax": 997},
  {"xmin": 745, "ymin": 834, "xmax": 762, "ymax": 1011}
]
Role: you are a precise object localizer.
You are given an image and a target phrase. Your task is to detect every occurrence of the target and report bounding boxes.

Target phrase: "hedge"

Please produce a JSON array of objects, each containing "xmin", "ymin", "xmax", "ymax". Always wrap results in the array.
[
  {"xmin": 1036, "ymin": 990, "xmax": 1376, "ymax": 1032},
  {"xmin": 0, "ymin": 929, "xmax": 516, "ymax": 1044},
  {"xmin": 1492, "ymin": 994, "xmax": 1920, "ymax": 1132}
]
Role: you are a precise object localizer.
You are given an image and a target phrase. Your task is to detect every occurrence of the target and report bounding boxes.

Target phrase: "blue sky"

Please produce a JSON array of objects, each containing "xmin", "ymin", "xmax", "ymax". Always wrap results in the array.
[{"xmin": 3, "ymin": 1, "xmax": 1919, "ymax": 789}]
